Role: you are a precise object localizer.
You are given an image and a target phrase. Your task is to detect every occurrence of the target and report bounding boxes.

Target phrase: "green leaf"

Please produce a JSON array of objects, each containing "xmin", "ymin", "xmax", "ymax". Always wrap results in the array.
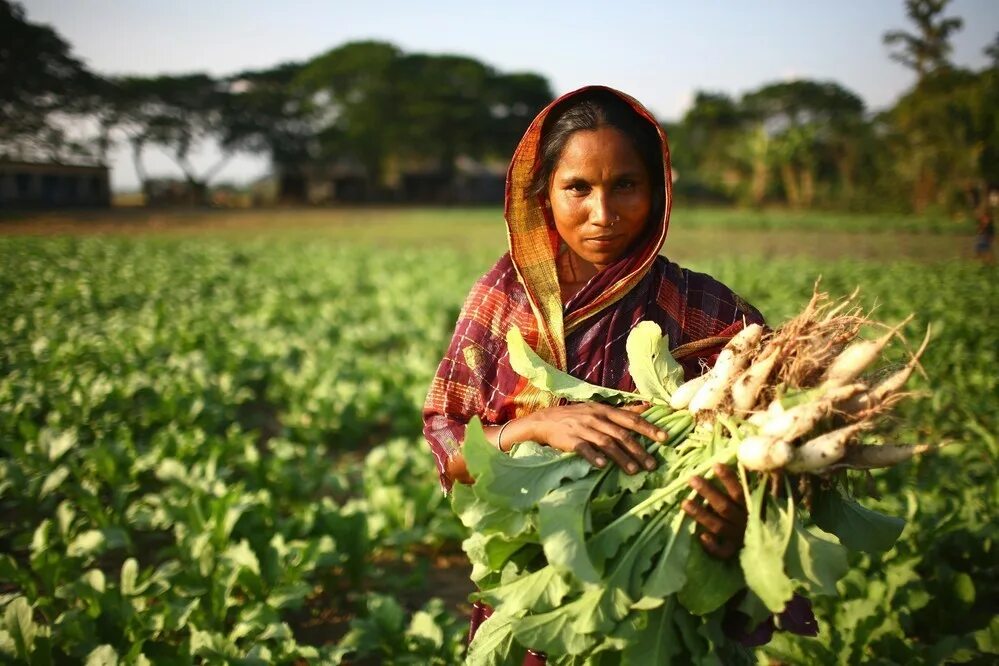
[
  {"xmin": 67, "ymin": 530, "xmax": 106, "ymax": 559},
  {"xmin": 811, "ymin": 488, "xmax": 905, "ymax": 553},
  {"xmin": 85, "ymin": 644, "xmax": 118, "ymax": 666},
  {"xmin": 621, "ymin": 600, "xmax": 681, "ymax": 665},
  {"xmin": 644, "ymin": 511, "xmax": 695, "ymax": 598},
  {"xmin": 678, "ymin": 536, "xmax": 744, "ymax": 615},
  {"xmin": 466, "ymin": 612, "xmax": 522, "ymax": 666},
  {"xmin": 785, "ymin": 523, "xmax": 848, "ymax": 597},
  {"xmin": 625, "ymin": 321, "xmax": 684, "ymax": 402},
  {"xmin": 4, "ymin": 597, "xmax": 36, "ymax": 659},
  {"xmin": 506, "ymin": 326, "xmax": 642, "ymax": 405},
  {"xmin": 120, "ymin": 559, "xmax": 139, "ymax": 597},
  {"xmin": 463, "ymin": 531, "xmax": 537, "ymax": 585},
  {"xmin": 39, "ymin": 466, "xmax": 70, "ymax": 498},
  {"xmin": 476, "ymin": 566, "xmax": 570, "ymax": 615},
  {"xmin": 740, "ymin": 483, "xmax": 794, "ymax": 613},
  {"xmin": 39, "ymin": 429, "xmax": 76, "ymax": 462},
  {"xmin": 222, "ymin": 540, "xmax": 260, "ymax": 576},
  {"xmin": 450, "ymin": 483, "xmax": 529, "ymax": 538},
  {"xmin": 538, "ymin": 476, "xmax": 601, "ymax": 584},
  {"xmin": 512, "ymin": 588, "xmax": 603, "ymax": 656},
  {"xmin": 464, "ymin": 417, "xmax": 592, "ymax": 510},
  {"xmin": 81, "ymin": 569, "xmax": 106, "ymax": 594}
]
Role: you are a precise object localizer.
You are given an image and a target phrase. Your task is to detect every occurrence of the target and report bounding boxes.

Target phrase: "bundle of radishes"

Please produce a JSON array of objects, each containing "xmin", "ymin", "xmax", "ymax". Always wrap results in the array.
[
  {"xmin": 677, "ymin": 289, "xmax": 931, "ymax": 477},
  {"xmin": 455, "ymin": 288, "xmax": 933, "ymax": 664}
]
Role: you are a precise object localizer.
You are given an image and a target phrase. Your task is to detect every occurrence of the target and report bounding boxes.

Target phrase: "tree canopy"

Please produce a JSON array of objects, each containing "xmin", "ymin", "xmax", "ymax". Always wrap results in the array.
[{"xmin": 3, "ymin": 0, "xmax": 996, "ymax": 213}]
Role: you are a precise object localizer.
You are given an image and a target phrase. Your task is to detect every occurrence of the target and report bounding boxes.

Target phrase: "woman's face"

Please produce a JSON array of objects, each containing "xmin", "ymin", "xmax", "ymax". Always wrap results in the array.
[{"xmin": 547, "ymin": 126, "xmax": 653, "ymax": 272}]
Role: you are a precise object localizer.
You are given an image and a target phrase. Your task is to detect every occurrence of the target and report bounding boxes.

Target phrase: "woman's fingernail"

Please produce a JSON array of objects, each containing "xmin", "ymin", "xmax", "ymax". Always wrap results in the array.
[
  {"xmin": 645, "ymin": 458, "xmax": 656, "ymax": 470},
  {"xmin": 595, "ymin": 457, "xmax": 606, "ymax": 466},
  {"xmin": 658, "ymin": 431, "xmax": 667, "ymax": 441},
  {"xmin": 627, "ymin": 463, "xmax": 639, "ymax": 473}
]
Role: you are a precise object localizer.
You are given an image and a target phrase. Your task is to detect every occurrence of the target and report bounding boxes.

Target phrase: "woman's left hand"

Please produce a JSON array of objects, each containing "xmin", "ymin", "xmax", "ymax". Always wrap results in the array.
[{"xmin": 682, "ymin": 463, "xmax": 747, "ymax": 560}]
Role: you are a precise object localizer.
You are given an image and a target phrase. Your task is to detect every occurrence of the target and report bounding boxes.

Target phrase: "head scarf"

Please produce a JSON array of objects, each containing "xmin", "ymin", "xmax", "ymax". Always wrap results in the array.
[{"xmin": 504, "ymin": 85, "xmax": 672, "ymax": 369}]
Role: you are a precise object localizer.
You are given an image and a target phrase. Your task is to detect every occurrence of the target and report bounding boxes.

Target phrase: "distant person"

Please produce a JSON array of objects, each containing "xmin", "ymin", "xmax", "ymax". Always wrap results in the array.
[
  {"xmin": 975, "ymin": 190, "xmax": 996, "ymax": 264},
  {"xmin": 422, "ymin": 86, "xmax": 814, "ymax": 663}
]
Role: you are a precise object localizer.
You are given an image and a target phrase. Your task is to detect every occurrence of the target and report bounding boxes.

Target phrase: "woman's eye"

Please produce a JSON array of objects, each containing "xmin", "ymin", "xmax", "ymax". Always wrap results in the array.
[
  {"xmin": 566, "ymin": 182, "xmax": 589, "ymax": 193},
  {"xmin": 616, "ymin": 179, "xmax": 636, "ymax": 190}
]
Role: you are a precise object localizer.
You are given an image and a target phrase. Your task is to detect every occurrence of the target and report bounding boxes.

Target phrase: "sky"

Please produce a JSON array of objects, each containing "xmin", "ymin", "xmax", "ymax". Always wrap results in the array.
[{"xmin": 21, "ymin": 0, "xmax": 999, "ymax": 192}]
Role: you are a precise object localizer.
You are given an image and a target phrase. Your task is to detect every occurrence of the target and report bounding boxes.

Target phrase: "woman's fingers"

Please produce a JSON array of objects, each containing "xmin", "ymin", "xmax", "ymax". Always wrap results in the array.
[
  {"xmin": 713, "ymin": 463, "xmax": 745, "ymax": 506},
  {"xmin": 588, "ymin": 418, "xmax": 657, "ymax": 471},
  {"xmin": 587, "ymin": 431, "xmax": 643, "ymax": 473},
  {"xmin": 689, "ymin": 474, "xmax": 747, "ymax": 524},
  {"xmin": 682, "ymin": 496, "xmax": 736, "ymax": 537},
  {"xmin": 685, "ymin": 465, "xmax": 749, "ymax": 561},
  {"xmin": 601, "ymin": 404, "xmax": 668, "ymax": 443},
  {"xmin": 698, "ymin": 531, "xmax": 738, "ymax": 559},
  {"xmin": 572, "ymin": 441, "xmax": 608, "ymax": 468}
]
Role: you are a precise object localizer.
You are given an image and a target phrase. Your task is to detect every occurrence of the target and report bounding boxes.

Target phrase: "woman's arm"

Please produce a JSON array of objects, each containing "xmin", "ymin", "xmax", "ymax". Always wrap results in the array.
[{"xmin": 445, "ymin": 402, "xmax": 670, "ymax": 484}]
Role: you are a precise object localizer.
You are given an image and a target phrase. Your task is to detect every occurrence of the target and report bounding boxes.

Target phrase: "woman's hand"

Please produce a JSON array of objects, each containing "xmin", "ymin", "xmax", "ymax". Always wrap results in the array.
[
  {"xmin": 682, "ymin": 463, "xmax": 747, "ymax": 559},
  {"xmin": 519, "ymin": 402, "xmax": 667, "ymax": 474}
]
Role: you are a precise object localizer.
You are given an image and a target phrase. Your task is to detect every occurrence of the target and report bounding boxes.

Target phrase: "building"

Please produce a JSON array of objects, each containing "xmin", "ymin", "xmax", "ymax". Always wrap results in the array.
[{"xmin": 0, "ymin": 160, "xmax": 111, "ymax": 208}]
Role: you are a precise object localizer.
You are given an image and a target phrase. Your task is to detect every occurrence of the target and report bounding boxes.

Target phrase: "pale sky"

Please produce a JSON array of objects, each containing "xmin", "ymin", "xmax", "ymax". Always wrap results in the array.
[{"xmin": 21, "ymin": 0, "xmax": 999, "ymax": 192}]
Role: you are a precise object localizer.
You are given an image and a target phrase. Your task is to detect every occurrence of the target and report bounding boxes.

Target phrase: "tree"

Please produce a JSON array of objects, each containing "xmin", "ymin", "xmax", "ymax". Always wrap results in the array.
[
  {"xmin": 106, "ymin": 74, "xmax": 237, "ymax": 202},
  {"xmin": 985, "ymin": 33, "xmax": 999, "ymax": 69},
  {"xmin": 883, "ymin": 0, "xmax": 963, "ymax": 81},
  {"xmin": 482, "ymin": 72, "xmax": 553, "ymax": 158},
  {"xmin": 0, "ymin": 0, "xmax": 101, "ymax": 161},
  {"xmin": 393, "ymin": 54, "xmax": 496, "ymax": 181},
  {"xmin": 888, "ymin": 66, "xmax": 998, "ymax": 212},
  {"xmin": 296, "ymin": 41, "xmax": 403, "ymax": 193},
  {"xmin": 741, "ymin": 80, "xmax": 865, "ymax": 207},
  {"xmin": 681, "ymin": 92, "xmax": 752, "ymax": 203},
  {"xmin": 295, "ymin": 42, "xmax": 552, "ymax": 200},
  {"xmin": 223, "ymin": 63, "xmax": 313, "ymax": 170}
]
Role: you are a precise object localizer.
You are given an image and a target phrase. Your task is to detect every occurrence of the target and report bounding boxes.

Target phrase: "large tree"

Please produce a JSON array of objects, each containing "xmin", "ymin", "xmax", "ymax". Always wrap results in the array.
[
  {"xmin": 223, "ymin": 63, "xmax": 313, "ymax": 171},
  {"xmin": 883, "ymin": 0, "xmax": 963, "ymax": 81},
  {"xmin": 296, "ymin": 41, "xmax": 403, "ymax": 193},
  {"xmin": 680, "ymin": 92, "xmax": 753, "ymax": 203},
  {"xmin": 295, "ymin": 42, "xmax": 552, "ymax": 199},
  {"xmin": 105, "ymin": 74, "xmax": 241, "ymax": 201},
  {"xmin": 0, "ymin": 0, "xmax": 101, "ymax": 161},
  {"xmin": 741, "ymin": 80, "xmax": 865, "ymax": 207}
]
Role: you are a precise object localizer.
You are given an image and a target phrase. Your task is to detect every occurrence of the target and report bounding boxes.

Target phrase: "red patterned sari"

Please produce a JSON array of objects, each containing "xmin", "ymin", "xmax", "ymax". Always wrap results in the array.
[{"xmin": 422, "ymin": 86, "xmax": 765, "ymax": 661}]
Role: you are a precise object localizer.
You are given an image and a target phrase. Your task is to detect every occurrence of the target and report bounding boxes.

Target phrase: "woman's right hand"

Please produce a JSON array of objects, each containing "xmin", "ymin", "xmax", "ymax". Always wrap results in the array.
[{"xmin": 519, "ymin": 402, "xmax": 667, "ymax": 474}]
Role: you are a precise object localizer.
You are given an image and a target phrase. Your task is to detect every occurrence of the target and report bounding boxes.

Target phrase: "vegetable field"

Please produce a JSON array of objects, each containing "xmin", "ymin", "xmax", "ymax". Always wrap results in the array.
[{"xmin": 0, "ymin": 217, "xmax": 996, "ymax": 664}]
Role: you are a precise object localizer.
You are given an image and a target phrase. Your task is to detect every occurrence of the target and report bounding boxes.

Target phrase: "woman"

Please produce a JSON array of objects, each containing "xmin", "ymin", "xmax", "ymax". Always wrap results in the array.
[{"xmin": 423, "ymin": 86, "xmax": 771, "ymax": 661}]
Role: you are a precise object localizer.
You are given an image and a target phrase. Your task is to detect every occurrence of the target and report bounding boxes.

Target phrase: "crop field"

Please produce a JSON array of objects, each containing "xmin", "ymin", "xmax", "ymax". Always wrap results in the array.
[{"xmin": 0, "ymin": 209, "xmax": 995, "ymax": 664}]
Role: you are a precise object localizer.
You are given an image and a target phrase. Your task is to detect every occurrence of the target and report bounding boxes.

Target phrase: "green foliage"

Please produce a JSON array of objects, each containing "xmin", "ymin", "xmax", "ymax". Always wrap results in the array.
[
  {"xmin": 0, "ymin": 238, "xmax": 474, "ymax": 663},
  {"xmin": 0, "ymin": 233, "xmax": 994, "ymax": 663},
  {"xmin": 333, "ymin": 594, "xmax": 465, "ymax": 665}
]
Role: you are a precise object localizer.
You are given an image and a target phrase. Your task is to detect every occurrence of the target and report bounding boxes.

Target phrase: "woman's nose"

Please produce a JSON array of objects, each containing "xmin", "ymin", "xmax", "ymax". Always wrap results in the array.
[{"xmin": 589, "ymin": 190, "xmax": 614, "ymax": 227}]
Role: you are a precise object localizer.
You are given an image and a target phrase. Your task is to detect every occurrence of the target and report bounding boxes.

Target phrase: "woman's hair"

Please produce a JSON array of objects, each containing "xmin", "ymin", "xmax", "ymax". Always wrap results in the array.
[{"xmin": 528, "ymin": 89, "xmax": 665, "ymax": 219}]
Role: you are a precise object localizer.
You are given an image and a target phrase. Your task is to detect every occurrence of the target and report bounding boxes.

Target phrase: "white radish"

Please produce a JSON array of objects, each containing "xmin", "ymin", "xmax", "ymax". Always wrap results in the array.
[
  {"xmin": 669, "ymin": 374, "xmax": 707, "ymax": 410},
  {"xmin": 738, "ymin": 435, "xmax": 793, "ymax": 471},
  {"xmin": 747, "ymin": 398, "xmax": 786, "ymax": 427},
  {"xmin": 821, "ymin": 316, "xmax": 912, "ymax": 389},
  {"xmin": 730, "ymin": 345, "xmax": 780, "ymax": 412},
  {"xmin": 841, "ymin": 325, "xmax": 930, "ymax": 415},
  {"xmin": 688, "ymin": 324, "xmax": 764, "ymax": 414},
  {"xmin": 828, "ymin": 443, "xmax": 933, "ymax": 470},
  {"xmin": 785, "ymin": 423, "xmax": 865, "ymax": 473},
  {"xmin": 760, "ymin": 383, "xmax": 865, "ymax": 442}
]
